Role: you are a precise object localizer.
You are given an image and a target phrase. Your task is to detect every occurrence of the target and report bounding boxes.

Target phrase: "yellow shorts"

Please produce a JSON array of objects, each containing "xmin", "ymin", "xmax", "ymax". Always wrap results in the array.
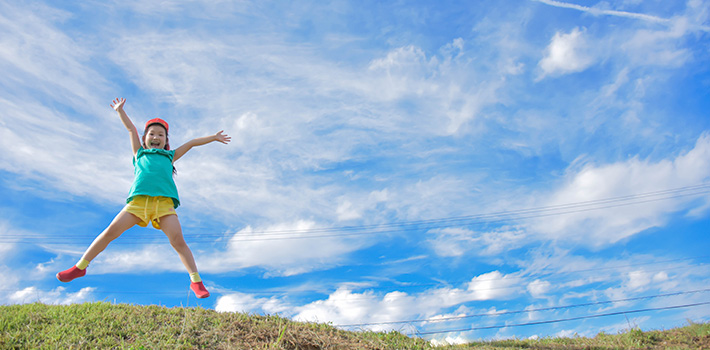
[{"xmin": 123, "ymin": 195, "xmax": 177, "ymax": 229}]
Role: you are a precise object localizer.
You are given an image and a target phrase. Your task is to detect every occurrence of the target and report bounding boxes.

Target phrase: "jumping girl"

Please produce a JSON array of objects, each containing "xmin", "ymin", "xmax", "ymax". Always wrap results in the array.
[{"xmin": 56, "ymin": 97, "xmax": 231, "ymax": 299}]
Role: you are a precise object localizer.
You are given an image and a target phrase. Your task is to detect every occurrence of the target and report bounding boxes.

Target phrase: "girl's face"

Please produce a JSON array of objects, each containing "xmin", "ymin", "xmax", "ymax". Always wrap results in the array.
[{"xmin": 144, "ymin": 125, "xmax": 168, "ymax": 149}]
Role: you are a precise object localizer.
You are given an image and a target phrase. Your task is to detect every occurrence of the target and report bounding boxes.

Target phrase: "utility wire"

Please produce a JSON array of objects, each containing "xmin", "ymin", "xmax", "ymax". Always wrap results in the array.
[
  {"xmin": 6, "ymin": 284, "xmax": 709, "ymax": 331},
  {"xmin": 225, "ymin": 184, "xmax": 710, "ymax": 242},
  {"xmin": 7, "ymin": 256, "xmax": 704, "ymax": 297},
  {"xmin": 3, "ymin": 183, "xmax": 709, "ymax": 244},
  {"xmin": 416, "ymin": 301, "xmax": 710, "ymax": 335},
  {"xmin": 223, "ymin": 183, "xmax": 710, "ymax": 237},
  {"xmin": 234, "ymin": 257, "xmax": 709, "ymax": 297},
  {"xmin": 6, "ymin": 282, "xmax": 709, "ymax": 337},
  {"xmin": 336, "ymin": 288, "xmax": 710, "ymax": 327},
  {"xmin": 145, "ymin": 260, "xmax": 709, "ymax": 302}
]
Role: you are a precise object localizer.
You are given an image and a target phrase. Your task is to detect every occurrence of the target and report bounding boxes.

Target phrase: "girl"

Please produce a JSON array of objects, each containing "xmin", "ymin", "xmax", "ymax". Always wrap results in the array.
[{"xmin": 56, "ymin": 97, "xmax": 231, "ymax": 299}]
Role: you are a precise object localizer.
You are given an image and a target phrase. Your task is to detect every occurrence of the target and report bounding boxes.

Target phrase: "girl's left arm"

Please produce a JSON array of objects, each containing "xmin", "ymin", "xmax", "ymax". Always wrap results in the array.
[{"xmin": 173, "ymin": 130, "xmax": 231, "ymax": 162}]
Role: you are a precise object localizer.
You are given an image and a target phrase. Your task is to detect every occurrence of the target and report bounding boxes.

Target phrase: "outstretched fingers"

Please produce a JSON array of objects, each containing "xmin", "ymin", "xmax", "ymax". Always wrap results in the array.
[
  {"xmin": 216, "ymin": 130, "xmax": 232, "ymax": 144},
  {"xmin": 110, "ymin": 97, "xmax": 126, "ymax": 111}
]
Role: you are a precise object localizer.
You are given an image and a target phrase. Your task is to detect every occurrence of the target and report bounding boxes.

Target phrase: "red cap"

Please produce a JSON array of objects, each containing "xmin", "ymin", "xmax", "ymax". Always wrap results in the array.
[{"xmin": 145, "ymin": 118, "xmax": 169, "ymax": 133}]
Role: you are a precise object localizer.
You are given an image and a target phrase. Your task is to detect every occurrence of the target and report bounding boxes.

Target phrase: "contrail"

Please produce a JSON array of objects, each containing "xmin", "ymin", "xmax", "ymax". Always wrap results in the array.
[
  {"xmin": 534, "ymin": 0, "xmax": 710, "ymax": 32},
  {"xmin": 534, "ymin": 0, "xmax": 670, "ymax": 24}
]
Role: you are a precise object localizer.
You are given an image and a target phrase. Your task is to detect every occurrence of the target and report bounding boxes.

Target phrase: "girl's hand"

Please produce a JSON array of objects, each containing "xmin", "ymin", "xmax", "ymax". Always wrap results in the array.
[
  {"xmin": 173, "ymin": 130, "xmax": 232, "ymax": 161},
  {"xmin": 110, "ymin": 97, "xmax": 126, "ymax": 111},
  {"xmin": 214, "ymin": 130, "xmax": 231, "ymax": 144}
]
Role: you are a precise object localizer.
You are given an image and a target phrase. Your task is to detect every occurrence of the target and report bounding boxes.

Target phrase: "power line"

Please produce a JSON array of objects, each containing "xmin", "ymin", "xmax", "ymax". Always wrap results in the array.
[
  {"xmin": 6, "ymin": 256, "xmax": 701, "ymax": 298},
  {"xmin": 336, "ymin": 288, "xmax": 710, "ymax": 328},
  {"xmin": 0, "ymin": 263, "xmax": 693, "ymax": 300},
  {"xmin": 3, "ymin": 183, "xmax": 709, "ymax": 244},
  {"xmin": 315, "ymin": 256, "xmax": 709, "ymax": 296},
  {"xmin": 7, "ymin": 283, "xmax": 709, "ymax": 331},
  {"xmin": 416, "ymin": 301, "xmax": 710, "ymax": 335},
  {"xmin": 6, "ymin": 280, "xmax": 709, "ymax": 338},
  {"xmin": 208, "ymin": 182, "xmax": 710, "ymax": 239},
  {"xmin": 3, "ymin": 256, "xmax": 706, "ymax": 298},
  {"xmin": 168, "ymin": 260, "xmax": 710, "ymax": 302},
  {"xmin": 222, "ymin": 184, "xmax": 709, "ymax": 242},
  {"xmin": 227, "ymin": 183, "xmax": 710, "ymax": 237}
]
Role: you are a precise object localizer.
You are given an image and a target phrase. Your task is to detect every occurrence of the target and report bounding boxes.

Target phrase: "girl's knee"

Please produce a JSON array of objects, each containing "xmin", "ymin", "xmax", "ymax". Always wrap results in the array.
[
  {"xmin": 102, "ymin": 228, "xmax": 124, "ymax": 241},
  {"xmin": 169, "ymin": 236, "xmax": 188, "ymax": 249}
]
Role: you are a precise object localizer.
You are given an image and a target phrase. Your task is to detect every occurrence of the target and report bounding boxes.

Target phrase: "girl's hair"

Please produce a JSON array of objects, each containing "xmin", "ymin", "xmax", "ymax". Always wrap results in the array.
[{"xmin": 142, "ymin": 123, "xmax": 177, "ymax": 175}]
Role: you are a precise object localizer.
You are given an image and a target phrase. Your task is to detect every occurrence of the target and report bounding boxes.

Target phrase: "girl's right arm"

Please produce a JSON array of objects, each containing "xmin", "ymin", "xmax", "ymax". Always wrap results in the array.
[{"xmin": 111, "ymin": 97, "xmax": 141, "ymax": 155}]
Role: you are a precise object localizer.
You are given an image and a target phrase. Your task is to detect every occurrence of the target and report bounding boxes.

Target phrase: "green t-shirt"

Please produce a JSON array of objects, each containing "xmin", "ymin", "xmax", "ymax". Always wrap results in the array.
[{"xmin": 127, "ymin": 148, "xmax": 180, "ymax": 208}]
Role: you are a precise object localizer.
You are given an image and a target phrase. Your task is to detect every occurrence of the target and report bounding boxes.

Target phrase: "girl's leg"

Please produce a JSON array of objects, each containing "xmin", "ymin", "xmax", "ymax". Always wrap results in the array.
[
  {"xmin": 57, "ymin": 210, "xmax": 140, "ymax": 282},
  {"xmin": 159, "ymin": 215, "xmax": 210, "ymax": 298},
  {"xmin": 158, "ymin": 215, "xmax": 198, "ymax": 273},
  {"xmin": 81, "ymin": 210, "xmax": 142, "ymax": 262}
]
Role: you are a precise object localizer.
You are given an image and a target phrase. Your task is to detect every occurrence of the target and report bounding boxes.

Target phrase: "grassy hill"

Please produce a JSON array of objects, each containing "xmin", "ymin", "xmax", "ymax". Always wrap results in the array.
[{"xmin": 1, "ymin": 302, "xmax": 708, "ymax": 349}]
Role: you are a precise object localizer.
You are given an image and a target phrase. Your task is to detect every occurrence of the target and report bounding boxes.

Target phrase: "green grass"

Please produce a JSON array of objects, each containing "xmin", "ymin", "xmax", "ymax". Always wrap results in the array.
[{"xmin": 0, "ymin": 302, "xmax": 708, "ymax": 349}]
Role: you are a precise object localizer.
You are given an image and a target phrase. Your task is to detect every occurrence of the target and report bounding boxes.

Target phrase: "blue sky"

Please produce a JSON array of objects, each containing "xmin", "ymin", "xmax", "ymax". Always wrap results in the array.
[{"xmin": 1, "ymin": 0, "xmax": 709, "ymax": 344}]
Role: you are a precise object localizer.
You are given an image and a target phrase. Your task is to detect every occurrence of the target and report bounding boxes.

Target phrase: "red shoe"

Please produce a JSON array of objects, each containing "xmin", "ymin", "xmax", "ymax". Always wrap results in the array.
[
  {"xmin": 56, "ymin": 266, "xmax": 86, "ymax": 282},
  {"xmin": 190, "ymin": 281, "xmax": 210, "ymax": 298}
]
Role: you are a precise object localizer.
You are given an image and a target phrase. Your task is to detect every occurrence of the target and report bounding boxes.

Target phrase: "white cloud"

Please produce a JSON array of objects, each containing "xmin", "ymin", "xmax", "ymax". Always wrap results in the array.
[
  {"xmin": 387, "ymin": 175, "xmax": 483, "ymax": 222},
  {"xmin": 215, "ymin": 270, "xmax": 521, "ymax": 333},
  {"xmin": 527, "ymin": 279, "xmax": 552, "ymax": 298},
  {"xmin": 109, "ymin": 32, "xmax": 235, "ymax": 105},
  {"xmin": 0, "ymin": 2, "xmax": 135, "ymax": 205},
  {"xmin": 652, "ymin": 271, "xmax": 669, "ymax": 283},
  {"xmin": 430, "ymin": 335, "xmax": 469, "ymax": 346},
  {"xmin": 5, "ymin": 286, "xmax": 95, "ymax": 305},
  {"xmin": 0, "ymin": 220, "xmax": 18, "ymax": 261},
  {"xmin": 92, "ymin": 243, "xmax": 185, "ymax": 274},
  {"xmin": 2, "ymin": 3, "xmax": 504, "ymax": 231},
  {"xmin": 1, "ymin": 1, "xmax": 708, "ymax": 342},
  {"xmin": 336, "ymin": 200, "xmax": 362, "ymax": 221},
  {"xmin": 117, "ymin": 0, "xmax": 252, "ymax": 17},
  {"xmin": 294, "ymin": 288, "xmax": 415, "ymax": 332},
  {"xmin": 0, "ymin": 98, "xmax": 132, "ymax": 202},
  {"xmin": 427, "ymin": 228, "xmax": 473, "ymax": 257},
  {"xmin": 0, "ymin": 2, "xmax": 107, "ymax": 109},
  {"xmin": 535, "ymin": 1, "xmax": 707, "ymax": 70},
  {"xmin": 625, "ymin": 269, "xmax": 673, "ymax": 291},
  {"xmin": 215, "ymin": 292, "xmax": 290, "ymax": 315},
  {"xmin": 554, "ymin": 328, "xmax": 580, "ymax": 339},
  {"xmin": 201, "ymin": 220, "xmax": 372, "ymax": 276},
  {"xmin": 428, "ymin": 226, "xmax": 529, "ymax": 257},
  {"xmin": 0, "ymin": 266, "xmax": 20, "ymax": 295},
  {"xmin": 516, "ymin": 250, "xmax": 705, "ymax": 310},
  {"xmin": 623, "ymin": 23, "xmax": 693, "ymax": 67},
  {"xmin": 367, "ymin": 45, "xmax": 434, "ymax": 101},
  {"xmin": 51, "ymin": 216, "xmax": 380, "ymax": 279},
  {"xmin": 531, "ymin": 133, "xmax": 710, "ymax": 246},
  {"xmin": 332, "ymin": 189, "xmax": 390, "ymax": 223},
  {"xmin": 538, "ymin": 27, "xmax": 595, "ymax": 79},
  {"xmin": 626, "ymin": 270, "xmax": 652, "ymax": 290},
  {"xmin": 467, "ymin": 271, "xmax": 519, "ymax": 301},
  {"xmin": 365, "ymin": 39, "xmax": 503, "ymax": 135}
]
